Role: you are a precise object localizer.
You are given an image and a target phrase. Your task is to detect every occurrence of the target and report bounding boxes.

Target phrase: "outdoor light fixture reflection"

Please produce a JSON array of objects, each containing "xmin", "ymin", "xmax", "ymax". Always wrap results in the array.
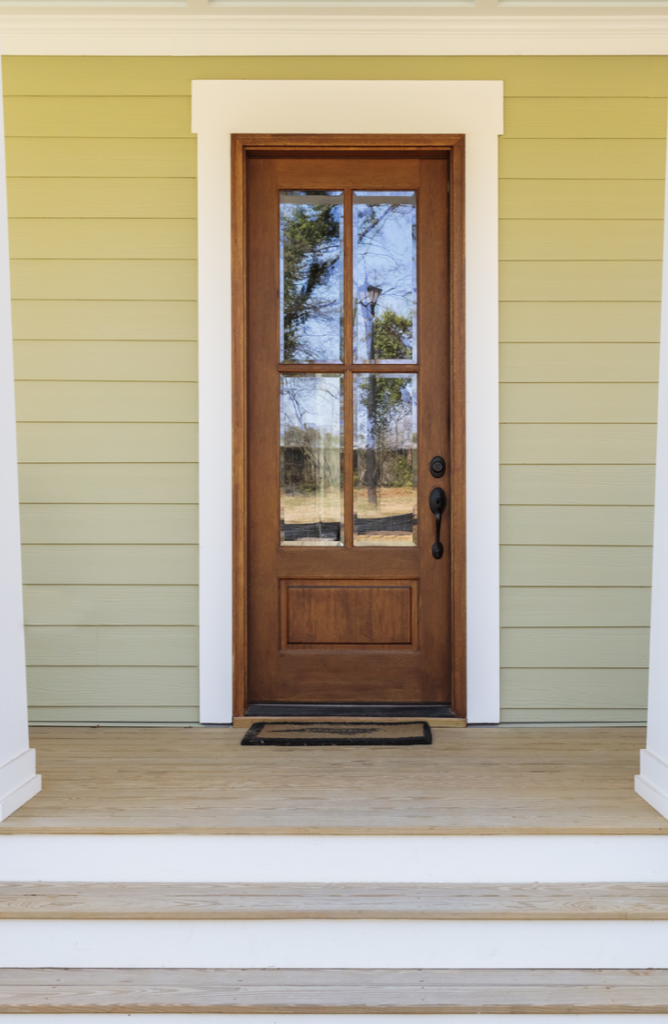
[{"xmin": 366, "ymin": 285, "xmax": 382, "ymax": 316}]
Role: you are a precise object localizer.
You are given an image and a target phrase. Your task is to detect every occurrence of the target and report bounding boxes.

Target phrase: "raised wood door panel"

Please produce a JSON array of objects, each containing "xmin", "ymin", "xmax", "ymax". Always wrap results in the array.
[{"xmin": 245, "ymin": 145, "xmax": 459, "ymax": 707}]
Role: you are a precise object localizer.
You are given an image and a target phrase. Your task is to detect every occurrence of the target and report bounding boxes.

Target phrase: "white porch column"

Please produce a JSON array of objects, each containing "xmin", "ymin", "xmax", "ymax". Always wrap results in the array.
[
  {"xmin": 635, "ymin": 119, "xmax": 668, "ymax": 821},
  {"xmin": 0, "ymin": 53, "xmax": 41, "ymax": 822}
]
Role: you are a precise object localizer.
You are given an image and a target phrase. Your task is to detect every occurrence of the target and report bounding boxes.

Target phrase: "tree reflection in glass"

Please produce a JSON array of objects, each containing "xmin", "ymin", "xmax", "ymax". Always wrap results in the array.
[
  {"xmin": 280, "ymin": 374, "xmax": 344, "ymax": 545},
  {"xmin": 353, "ymin": 374, "xmax": 417, "ymax": 546},
  {"xmin": 280, "ymin": 192, "xmax": 344, "ymax": 363},
  {"xmin": 353, "ymin": 192, "xmax": 417, "ymax": 364}
]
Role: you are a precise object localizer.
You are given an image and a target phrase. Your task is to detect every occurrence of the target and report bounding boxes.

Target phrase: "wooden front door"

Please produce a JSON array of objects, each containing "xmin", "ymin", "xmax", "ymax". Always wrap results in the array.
[{"xmin": 237, "ymin": 138, "xmax": 465, "ymax": 715}]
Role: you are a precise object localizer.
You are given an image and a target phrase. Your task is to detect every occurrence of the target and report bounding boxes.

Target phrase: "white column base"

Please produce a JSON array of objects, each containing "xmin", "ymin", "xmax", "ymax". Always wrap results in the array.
[
  {"xmin": 0, "ymin": 749, "xmax": 41, "ymax": 822},
  {"xmin": 635, "ymin": 749, "xmax": 668, "ymax": 820}
]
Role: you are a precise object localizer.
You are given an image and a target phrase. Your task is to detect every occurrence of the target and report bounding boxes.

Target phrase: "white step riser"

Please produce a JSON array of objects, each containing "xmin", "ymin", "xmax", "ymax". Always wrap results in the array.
[{"xmin": 2, "ymin": 919, "xmax": 668, "ymax": 970}]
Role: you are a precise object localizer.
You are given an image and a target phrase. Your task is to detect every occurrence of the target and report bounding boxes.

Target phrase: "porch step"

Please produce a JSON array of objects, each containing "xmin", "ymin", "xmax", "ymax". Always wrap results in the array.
[
  {"xmin": 1, "ymin": 882, "xmax": 667, "ymax": 919},
  {"xmin": 1, "ymin": 968, "xmax": 667, "ymax": 1013}
]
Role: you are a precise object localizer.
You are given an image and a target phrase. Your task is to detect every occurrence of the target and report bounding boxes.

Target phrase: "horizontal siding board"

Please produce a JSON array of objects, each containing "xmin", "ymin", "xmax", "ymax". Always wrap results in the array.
[
  {"xmin": 499, "ymin": 140, "xmax": 666, "ymax": 182},
  {"xmin": 6, "ymin": 138, "xmax": 196, "ymax": 178},
  {"xmin": 24, "ymin": 585, "xmax": 198, "ymax": 626},
  {"xmin": 10, "ymin": 260, "xmax": 197, "ymax": 302},
  {"xmin": 500, "ymin": 383, "xmax": 658, "ymax": 423},
  {"xmin": 27, "ymin": 666, "xmax": 199, "ymax": 706},
  {"xmin": 9, "ymin": 220, "xmax": 197, "ymax": 259},
  {"xmin": 12, "ymin": 300, "xmax": 197, "ymax": 341},
  {"xmin": 501, "ymin": 587, "xmax": 651, "ymax": 627},
  {"xmin": 500, "ymin": 220, "xmax": 663, "ymax": 262},
  {"xmin": 5, "ymin": 97, "xmax": 193, "ymax": 138},
  {"xmin": 16, "ymin": 382, "xmax": 198, "ymax": 421},
  {"xmin": 7, "ymin": 179, "xmax": 196, "ymax": 218},
  {"xmin": 18, "ymin": 464, "xmax": 198, "ymax": 504},
  {"xmin": 28, "ymin": 705, "xmax": 199, "ymax": 723},
  {"xmin": 500, "ymin": 302, "xmax": 660, "ymax": 344},
  {"xmin": 500, "ymin": 261, "xmax": 662, "ymax": 302},
  {"xmin": 28, "ymin": 666, "xmax": 198, "ymax": 706},
  {"xmin": 501, "ymin": 506, "xmax": 654, "ymax": 545},
  {"xmin": 504, "ymin": 98, "xmax": 668, "ymax": 139},
  {"xmin": 14, "ymin": 342, "xmax": 198, "ymax": 383},
  {"xmin": 500, "ymin": 465, "xmax": 656, "ymax": 505},
  {"xmin": 501, "ymin": 545, "xmax": 653, "ymax": 586},
  {"xmin": 501, "ymin": 708, "xmax": 647, "ymax": 722},
  {"xmin": 4, "ymin": 55, "xmax": 668, "ymax": 97},
  {"xmin": 24, "ymin": 625, "xmax": 199, "ymax": 666},
  {"xmin": 20, "ymin": 505, "xmax": 198, "ymax": 544},
  {"xmin": 501, "ymin": 627, "xmax": 650, "ymax": 668},
  {"xmin": 17, "ymin": 424, "xmax": 198, "ymax": 463},
  {"xmin": 21, "ymin": 545, "xmax": 198, "ymax": 585},
  {"xmin": 500, "ymin": 424, "xmax": 657, "ymax": 464},
  {"xmin": 501, "ymin": 668, "xmax": 648, "ymax": 708},
  {"xmin": 500, "ymin": 180, "xmax": 665, "ymax": 220},
  {"xmin": 500, "ymin": 343, "xmax": 659, "ymax": 383}
]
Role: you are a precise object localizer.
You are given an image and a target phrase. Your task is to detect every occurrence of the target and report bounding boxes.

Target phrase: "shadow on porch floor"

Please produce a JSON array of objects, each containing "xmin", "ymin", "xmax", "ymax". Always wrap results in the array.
[{"xmin": 0, "ymin": 725, "xmax": 666, "ymax": 834}]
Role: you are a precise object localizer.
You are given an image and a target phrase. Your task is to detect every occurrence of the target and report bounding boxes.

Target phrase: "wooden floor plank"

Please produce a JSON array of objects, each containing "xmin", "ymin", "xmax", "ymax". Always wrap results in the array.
[
  {"xmin": 1, "ymin": 882, "xmax": 668, "ymax": 920},
  {"xmin": 0, "ymin": 726, "xmax": 664, "ymax": 835},
  {"xmin": 1, "ymin": 968, "xmax": 667, "ymax": 1013}
]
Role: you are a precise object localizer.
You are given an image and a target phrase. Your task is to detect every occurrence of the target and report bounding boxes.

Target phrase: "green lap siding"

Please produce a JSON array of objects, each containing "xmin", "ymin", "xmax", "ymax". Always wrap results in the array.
[{"xmin": 4, "ymin": 55, "xmax": 664, "ymax": 724}]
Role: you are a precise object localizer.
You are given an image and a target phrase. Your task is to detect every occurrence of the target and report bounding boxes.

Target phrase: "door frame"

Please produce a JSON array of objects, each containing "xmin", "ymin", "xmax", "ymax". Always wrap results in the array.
[
  {"xmin": 234, "ymin": 134, "xmax": 466, "ymax": 717},
  {"xmin": 192, "ymin": 79, "xmax": 503, "ymax": 724}
]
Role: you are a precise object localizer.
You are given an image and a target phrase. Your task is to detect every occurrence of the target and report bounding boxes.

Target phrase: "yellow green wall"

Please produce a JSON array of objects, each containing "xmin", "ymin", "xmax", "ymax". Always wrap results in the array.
[{"xmin": 4, "ymin": 55, "xmax": 664, "ymax": 724}]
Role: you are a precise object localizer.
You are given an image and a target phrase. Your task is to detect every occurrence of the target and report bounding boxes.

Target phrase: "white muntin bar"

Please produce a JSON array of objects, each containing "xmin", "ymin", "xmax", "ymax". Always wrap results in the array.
[
  {"xmin": 635, "ymin": 109, "xmax": 668, "ymax": 822},
  {"xmin": 0, "ymin": 49, "xmax": 41, "ymax": 823}
]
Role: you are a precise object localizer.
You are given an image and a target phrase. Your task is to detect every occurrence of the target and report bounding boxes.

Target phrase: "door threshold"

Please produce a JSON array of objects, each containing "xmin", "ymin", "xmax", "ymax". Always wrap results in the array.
[{"xmin": 234, "ymin": 703, "xmax": 466, "ymax": 729}]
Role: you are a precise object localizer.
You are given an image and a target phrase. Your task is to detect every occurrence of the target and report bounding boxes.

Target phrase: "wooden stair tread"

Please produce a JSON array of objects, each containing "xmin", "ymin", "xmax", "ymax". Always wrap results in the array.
[
  {"xmin": 1, "ymin": 969, "xmax": 667, "ymax": 1013},
  {"xmin": 2, "ymin": 882, "xmax": 668, "ymax": 919}
]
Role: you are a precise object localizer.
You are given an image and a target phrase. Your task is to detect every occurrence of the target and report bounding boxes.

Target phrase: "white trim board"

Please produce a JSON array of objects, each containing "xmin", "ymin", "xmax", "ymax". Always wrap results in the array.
[
  {"xmin": 192, "ymin": 79, "xmax": 502, "ymax": 725},
  {"xmin": 5, "ymin": 13, "xmax": 668, "ymax": 55}
]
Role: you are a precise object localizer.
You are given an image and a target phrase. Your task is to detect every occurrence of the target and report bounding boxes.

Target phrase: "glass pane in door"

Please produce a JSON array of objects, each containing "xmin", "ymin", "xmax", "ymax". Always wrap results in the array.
[
  {"xmin": 352, "ymin": 374, "xmax": 417, "ymax": 546},
  {"xmin": 353, "ymin": 191, "xmax": 417, "ymax": 364},
  {"xmin": 280, "ymin": 374, "xmax": 344, "ymax": 545},
  {"xmin": 280, "ymin": 191, "xmax": 344, "ymax": 363}
]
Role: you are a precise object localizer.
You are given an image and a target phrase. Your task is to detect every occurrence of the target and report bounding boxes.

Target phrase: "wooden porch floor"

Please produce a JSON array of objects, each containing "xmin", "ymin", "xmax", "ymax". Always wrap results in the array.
[{"xmin": 1, "ymin": 725, "xmax": 666, "ymax": 834}]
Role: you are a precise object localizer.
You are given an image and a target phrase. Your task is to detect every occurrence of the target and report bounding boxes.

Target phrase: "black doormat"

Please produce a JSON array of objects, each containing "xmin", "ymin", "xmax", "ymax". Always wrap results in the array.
[{"xmin": 241, "ymin": 720, "xmax": 432, "ymax": 747}]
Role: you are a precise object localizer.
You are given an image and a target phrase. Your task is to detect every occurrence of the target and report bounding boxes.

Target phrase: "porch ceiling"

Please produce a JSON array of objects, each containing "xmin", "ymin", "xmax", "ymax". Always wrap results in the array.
[{"xmin": 0, "ymin": 725, "xmax": 665, "ymax": 834}]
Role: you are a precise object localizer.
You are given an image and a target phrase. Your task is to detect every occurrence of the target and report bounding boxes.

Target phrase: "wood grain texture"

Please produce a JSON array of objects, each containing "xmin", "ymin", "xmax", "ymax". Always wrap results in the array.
[
  {"xmin": 501, "ymin": 301, "xmax": 660, "ymax": 344},
  {"xmin": 9, "ymin": 219, "xmax": 197, "ymax": 259},
  {"xmin": 501, "ymin": 546, "xmax": 652, "ymax": 586},
  {"xmin": 10, "ymin": 260, "xmax": 197, "ymax": 301},
  {"xmin": 7, "ymin": 179, "xmax": 196, "ymax": 218},
  {"xmin": 501, "ymin": 668, "xmax": 648, "ymax": 709},
  {"xmin": 504, "ymin": 97, "xmax": 667, "ymax": 138},
  {"xmin": 500, "ymin": 344, "xmax": 659, "ymax": 383},
  {"xmin": 1, "ymin": 882, "xmax": 668, "ymax": 920},
  {"xmin": 0, "ymin": 725, "xmax": 665, "ymax": 834},
  {"xmin": 500, "ymin": 465, "xmax": 655, "ymax": 505},
  {"xmin": 501, "ymin": 425, "xmax": 657, "ymax": 465},
  {"xmin": 6, "ymin": 138, "xmax": 196, "ymax": 177},
  {"xmin": 21, "ymin": 545, "xmax": 198, "ymax": 585},
  {"xmin": 18, "ymin": 464, "xmax": 198, "ymax": 504},
  {"xmin": 23, "ymin": 585, "xmax": 198, "ymax": 626},
  {"xmin": 500, "ymin": 139, "xmax": 666, "ymax": 181},
  {"xmin": 12, "ymin": 300, "xmax": 197, "ymax": 341},
  {"xmin": 17, "ymin": 424, "xmax": 198, "ymax": 463},
  {"xmin": 501, "ymin": 507, "xmax": 654, "ymax": 546},
  {"xmin": 500, "ymin": 180, "xmax": 665, "ymax": 221},
  {"xmin": 500, "ymin": 384, "xmax": 658, "ymax": 423},
  {"xmin": 20, "ymin": 506, "xmax": 197, "ymax": 545},
  {"xmin": 27, "ymin": 666, "xmax": 198, "ymax": 706},
  {"xmin": 501, "ymin": 587, "xmax": 651, "ymax": 627},
  {"xmin": 15, "ymin": 382, "xmax": 198, "ymax": 421},
  {"xmin": 5, "ymin": 97, "xmax": 193, "ymax": 138},
  {"xmin": 501, "ymin": 261, "xmax": 661, "ymax": 302},
  {"xmin": 25, "ymin": 625, "xmax": 198, "ymax": 667},
  {"xmin": 501, "ymin": 627, "xmax": 649, "ymax": 669},
  {"xmin": 3, "ymin": 967, "xmax": 668, "ymax": 1013},
  {"xmin": 14, "ymin": 342, "xmax": 198, "ymax": 382},
  {"xmin": 30, "ymin": 706, "xmax": 199, "ymax": 724},
  {"xmin": 502, "ymin": 708, "xmax": 648, "ymax": 723}
]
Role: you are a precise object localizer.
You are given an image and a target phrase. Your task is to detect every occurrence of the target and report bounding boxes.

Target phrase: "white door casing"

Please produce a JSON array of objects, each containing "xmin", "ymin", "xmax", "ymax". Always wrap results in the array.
[{"xmin": 192, "ymin": 79, "xmax": 504, "ymax": 724}]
